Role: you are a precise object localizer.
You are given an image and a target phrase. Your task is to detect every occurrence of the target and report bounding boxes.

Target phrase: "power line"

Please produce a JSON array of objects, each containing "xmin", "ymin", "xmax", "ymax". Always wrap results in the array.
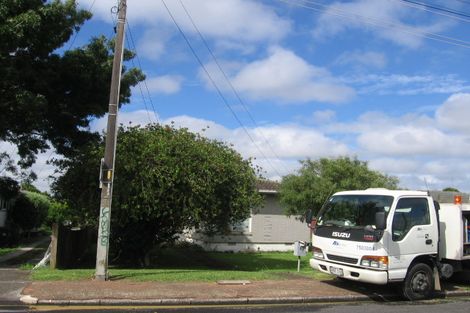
[
  {"xmin": 391, "ymin": 0, "xmax": 470, "ymax": 23},
  {"xmin": 66, "ymin": 0, "xmax": 98, "ymax": 51},
  {"xmin": 300, "ymin": 0, "xmax": 470, "ymax": 46},
  {"xmin": 124, "ymin": 26, "xmax": 154, "ymax": 125},
  {"xmin": 161, "ymin": 0, "xmax": 283, "ymax": 178},
  {"xmin": 396, "ymin": 0, "xmax": 470, "ymax": 19},
  {"xmin": 280, "ymin": 0, "xmax": 470, "ymax": 49},
  {"xmin": 177, "ymin": 0, "xmax": 291, "ymax": 175},
  {"xmin": 126, "ymin": 20, "xmax": 161, "ymax": 124}
]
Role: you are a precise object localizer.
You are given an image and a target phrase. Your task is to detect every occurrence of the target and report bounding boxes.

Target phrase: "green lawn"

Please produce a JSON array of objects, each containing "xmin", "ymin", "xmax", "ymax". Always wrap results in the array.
[
  {"xmin": 0, "ymin": 247, "xmax": 18, "ymax": 257},
  {"xmin": 31, "ymin": 250, "xmax": 333, "ymax": 282}
]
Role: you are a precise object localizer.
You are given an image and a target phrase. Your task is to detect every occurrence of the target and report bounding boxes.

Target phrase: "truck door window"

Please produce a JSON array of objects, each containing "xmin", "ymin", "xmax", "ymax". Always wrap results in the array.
[{"xmin": 392, "ymin": 198, "xmax": 430, "ymax": 241}]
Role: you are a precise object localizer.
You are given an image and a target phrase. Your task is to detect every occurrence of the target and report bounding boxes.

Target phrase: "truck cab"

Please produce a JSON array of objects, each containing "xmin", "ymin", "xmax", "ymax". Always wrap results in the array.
[{"xmin": 310, "ymin": 189, "xmax": 442, "ymax": 300}]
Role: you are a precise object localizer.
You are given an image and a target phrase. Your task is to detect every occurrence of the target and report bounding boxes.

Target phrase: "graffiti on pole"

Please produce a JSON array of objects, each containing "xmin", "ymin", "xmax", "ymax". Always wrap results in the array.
[{"xmin": 99, "ymin": 206, "xmax": 110, "ymax": 246}]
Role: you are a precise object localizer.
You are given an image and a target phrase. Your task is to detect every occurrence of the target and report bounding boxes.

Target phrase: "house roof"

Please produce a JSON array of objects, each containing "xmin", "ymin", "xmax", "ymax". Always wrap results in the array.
[{"xmin": 257, "ymin": 180, "xmax": 280, "ymax": 194}]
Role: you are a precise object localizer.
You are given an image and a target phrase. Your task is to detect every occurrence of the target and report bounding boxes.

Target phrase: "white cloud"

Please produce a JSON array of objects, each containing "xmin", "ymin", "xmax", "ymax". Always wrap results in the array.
[
  {"xmin": 369, "ymin": 158, "xmax": 419, "ymax": 174},
  {"xmin": 136, "ymin": 28, "xmax": 169, "ymax": 61},
  {"xmin": 436, "ymin": 93, "xmax": 470, "ymax": 133},
  {"xmin": 81, "ymin": 0, "xmax": 290, "ymax": 44},
  {"xmin": 145, "ymin": 75, "xmax": 183, "ymax": 94},
  {"xmin": 356, "ymin": 119, "xmax": 470, "ymax": 157},
  {"xmin": 317, "ymin": 93, "xmax": 470, "ymax": 190},
  {"xmin": 161, "ymin": 115, "xmax": 349, "ymax": 180},
  {"xmin": 312, "ymin": 110, "xmax": 336, "ymax": 123},
  {"xmin": 312, "ymin": 0, "xmax": 451, "ymax": 48},
  {"xmin": 165, "ymin": 115, "xmax": 348, "ymax": 159},
  {"xmin": 358, "ymin": 126, "xmax": 463, "ymax": 156},
  {"xmin": 201, "ymin": 47, "xmax": 355, "ymax": 104},
  {"xmin": 342, "ymin": 74, "xmax": 470, "ymax": 96},
  {"xmin": 335, "ymin": 51, "xmax": 387, "ymax": 69}
]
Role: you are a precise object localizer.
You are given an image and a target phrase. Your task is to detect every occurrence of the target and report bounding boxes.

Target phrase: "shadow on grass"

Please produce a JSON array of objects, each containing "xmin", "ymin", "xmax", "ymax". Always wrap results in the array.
[
  {"xmin": 34, "ymin": 248, "xmax": 321, "ymax": 282},
  {"xmin": 111, "ymin": 249, "xmax": 308, "ymax": 273},
  {"xmin": 103, "ymin": 250, "xmax": 318, "ymax": 282}
]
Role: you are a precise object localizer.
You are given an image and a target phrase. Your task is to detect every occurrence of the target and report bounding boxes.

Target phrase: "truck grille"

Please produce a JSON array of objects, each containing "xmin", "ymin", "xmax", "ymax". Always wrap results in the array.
[{"xmin": 326, "ymin": 254, "xmax": 358, "ymax": 265}]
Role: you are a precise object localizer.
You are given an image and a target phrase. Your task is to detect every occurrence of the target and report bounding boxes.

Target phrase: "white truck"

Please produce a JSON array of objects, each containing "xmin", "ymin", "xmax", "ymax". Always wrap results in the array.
[{"xmin": 308, "ymin": 189, "xmax": 470, "ymax": 300}]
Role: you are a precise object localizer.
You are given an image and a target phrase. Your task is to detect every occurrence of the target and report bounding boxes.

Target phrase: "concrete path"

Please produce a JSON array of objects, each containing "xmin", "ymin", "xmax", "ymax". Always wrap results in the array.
[
  {"xmin": 0, "ymin": 236, "xmax": 49, "ymax": 304},
  {"xmin": 0, "ymin": 268, "xmax": 30, "ymax": 303},
  {"xmin": 0, "ymin": 236, "xmax": 49, "ymax": 264}
]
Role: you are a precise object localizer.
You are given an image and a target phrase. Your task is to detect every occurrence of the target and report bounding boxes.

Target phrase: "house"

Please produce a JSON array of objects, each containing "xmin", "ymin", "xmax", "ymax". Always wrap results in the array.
[
  {"xmin": 191, "ymin": 180, "xmax": 311, "ymax": 252},
  {"xmin": 0, "ymin": 195, "xmax": 12, "ymax": 228}
]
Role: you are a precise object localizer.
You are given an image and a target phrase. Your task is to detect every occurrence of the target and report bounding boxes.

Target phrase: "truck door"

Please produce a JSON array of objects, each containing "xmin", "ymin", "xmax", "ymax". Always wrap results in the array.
[{"xmin": 387, "ymin": 197, "xmax": 438, "ymax": 279}]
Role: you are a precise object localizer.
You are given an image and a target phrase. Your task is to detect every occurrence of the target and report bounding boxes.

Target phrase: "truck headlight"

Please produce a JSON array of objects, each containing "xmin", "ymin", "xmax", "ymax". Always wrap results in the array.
[
  {"xmin": 360, "ymin": 256, "xmax": 388, "ymax": 269},
  {"xmin": 312, "ymin": 246, "xmax": 324, "ymax": 259}
]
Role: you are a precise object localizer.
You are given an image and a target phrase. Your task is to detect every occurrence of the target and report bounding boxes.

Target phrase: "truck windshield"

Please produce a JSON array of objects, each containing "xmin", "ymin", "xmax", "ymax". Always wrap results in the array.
[{"xmin": 317, "ymin": 195, "xmax": 394, "ymax": 229}]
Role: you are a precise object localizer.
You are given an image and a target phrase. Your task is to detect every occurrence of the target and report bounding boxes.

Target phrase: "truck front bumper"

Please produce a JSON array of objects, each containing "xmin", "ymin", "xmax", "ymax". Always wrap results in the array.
[{"xmin": 310, "ymin": 258, "xmax": 388, "ymax": 285}]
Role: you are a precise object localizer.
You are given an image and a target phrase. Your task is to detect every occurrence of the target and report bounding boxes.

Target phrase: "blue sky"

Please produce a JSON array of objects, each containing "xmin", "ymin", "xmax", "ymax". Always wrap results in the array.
[{"xmin": 11, "ymin": 0, "xmax": 470, "ymax": 192}]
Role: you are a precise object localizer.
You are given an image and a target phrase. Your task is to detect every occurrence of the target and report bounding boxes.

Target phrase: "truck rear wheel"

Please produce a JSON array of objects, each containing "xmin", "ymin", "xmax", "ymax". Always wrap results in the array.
[{"xmin": 403, "ymin": 263, "xmax": 434, "ymax": 300}]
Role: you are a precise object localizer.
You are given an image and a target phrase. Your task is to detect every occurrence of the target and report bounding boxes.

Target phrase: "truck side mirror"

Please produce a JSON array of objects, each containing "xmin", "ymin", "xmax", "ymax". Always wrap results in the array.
[{"xmin": 375, "ymin": 211, "xmax": 386, "ymax": 230}]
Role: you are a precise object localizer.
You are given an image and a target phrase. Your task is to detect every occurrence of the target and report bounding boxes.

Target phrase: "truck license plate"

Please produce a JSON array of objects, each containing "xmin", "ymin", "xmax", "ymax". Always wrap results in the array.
[{"xmin": 330, "ymin": 266, "xmax": 344, "ymax": 276}]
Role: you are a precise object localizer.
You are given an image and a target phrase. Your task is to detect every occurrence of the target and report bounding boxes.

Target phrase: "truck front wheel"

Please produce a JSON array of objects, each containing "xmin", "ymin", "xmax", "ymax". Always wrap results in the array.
[{"xmin": 403, "ymin": 263, "xmax": 434, "ymax": 300}]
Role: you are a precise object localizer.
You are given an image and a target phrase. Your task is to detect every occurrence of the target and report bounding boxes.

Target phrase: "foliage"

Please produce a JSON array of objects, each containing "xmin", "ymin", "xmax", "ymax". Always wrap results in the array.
[
  {"xmin": 52, "ymin": 124, "xmax": 263, "ymax": 264},
  {"xmin": 45, "ymin": 200, "xmax": 70, "ymax": 225},
  {"xmin": 0, "ymin": 152, "xmax": 17, "ymax": 175},
  {"xmin": 443, "ymin": 187, "xmax": 460, "ymax": 192},
  {"xmin": 9, "ymin": 191, "xmax": 50, "ymax": 232},
  {"xmin": 21, "ymin": 182, "xmax": 41, "ymax": 193},
  {"xmin": 30, "ymin": 251, "xmax": 332, "ymax": 282},
  {"xmin": 0, "ymin": 153, "xmax": 37, "ymax": 184},
  {"xmin": 279, "ymin": 157, "xmax": 399, "ymax": 217},
  {"xmin": 0, "ymin": 0, "xmax": 144, "ymax": 167},
  {"xmin": 0, "ymin": 176, "xmax": 20, "ymax": 200}
]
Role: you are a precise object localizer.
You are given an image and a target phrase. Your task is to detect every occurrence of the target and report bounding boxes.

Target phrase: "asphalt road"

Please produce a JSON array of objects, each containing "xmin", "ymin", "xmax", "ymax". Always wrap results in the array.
[{"xmin": 17, "ymin": 298, "xmax": 470, "ymax": 313}]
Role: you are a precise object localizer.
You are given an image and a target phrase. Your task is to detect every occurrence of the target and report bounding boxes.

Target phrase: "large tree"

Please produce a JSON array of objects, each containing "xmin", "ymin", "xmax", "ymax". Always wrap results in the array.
[
  {"xmin": 0, "ymin": 0, "xmax": 144, "ymax": 167},
  {"xmin": 52, "ymin": 124, "xmax": 263, "ymax": 265},
  {"xmin": 279, "ymin": 157, "xmax": 399, "ymax": 217}
]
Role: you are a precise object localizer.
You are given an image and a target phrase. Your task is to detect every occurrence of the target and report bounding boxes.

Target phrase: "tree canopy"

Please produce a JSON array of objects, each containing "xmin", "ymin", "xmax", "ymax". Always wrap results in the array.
[
  {"xmin": 10, "ymin": 190, "xmax": 50, "ymax": 233},
  {"xmin": 0, "ymin": 176, "xmax": 20, "ymax": 200},
  {"xmin": 279, "ymin": 157, "xmax": 399, "ymax": 217},
  {"xmin": 52, "ymin": 124, "xmax": 262, "ymax": 264},
  {"xmin": 0, "ymin": 0, "xmax": 144, "ymax": 167}
]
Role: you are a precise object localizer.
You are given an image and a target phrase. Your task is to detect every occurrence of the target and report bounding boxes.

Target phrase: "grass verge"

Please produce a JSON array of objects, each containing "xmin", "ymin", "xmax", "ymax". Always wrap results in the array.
[
  {"xmin": 0, "ymin": 247, "xmax": 18, "ymax": 257},
  {"xmin": 31, "ymin": 251, "xmax": 333, "ymax": 282}
]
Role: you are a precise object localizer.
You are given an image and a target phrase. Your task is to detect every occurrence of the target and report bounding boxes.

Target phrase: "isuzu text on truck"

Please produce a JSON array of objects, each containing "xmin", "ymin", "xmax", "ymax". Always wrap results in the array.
[{"xmin": 308, "ymin": 189, "xmax": 470, "ymax": 300}]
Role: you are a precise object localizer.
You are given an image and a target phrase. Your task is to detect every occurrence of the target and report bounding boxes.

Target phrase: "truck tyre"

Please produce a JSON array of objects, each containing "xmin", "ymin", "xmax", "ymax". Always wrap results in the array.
[{"xmin": 403, "ymin": 263, "xmax": 434, "ymax": 300}]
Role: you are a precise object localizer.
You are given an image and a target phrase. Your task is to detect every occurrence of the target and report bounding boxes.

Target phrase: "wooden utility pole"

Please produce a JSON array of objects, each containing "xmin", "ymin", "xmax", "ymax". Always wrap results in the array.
[{"xmin": 95, "ymin": 0, "xmax": 127, "ymax": 281}]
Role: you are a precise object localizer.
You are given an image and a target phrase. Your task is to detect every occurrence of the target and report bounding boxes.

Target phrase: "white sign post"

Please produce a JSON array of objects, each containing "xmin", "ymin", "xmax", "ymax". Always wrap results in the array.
[{"xmin": 293, "ymin": 241, "xmax": 308, "ymax": 272}]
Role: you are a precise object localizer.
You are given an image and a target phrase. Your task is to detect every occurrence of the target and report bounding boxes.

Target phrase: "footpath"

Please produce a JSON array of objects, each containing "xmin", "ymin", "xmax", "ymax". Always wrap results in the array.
[
  {"xmin": 20, "ymin": 277, "xmax": 470, "ymax": 306},
  {"xmin": 2, "ymin": 241, "xmax": 470, "ymax": 306},
  {"xmin": 0, "ymin": 236, "xmax": 49, "ymax": 303}
]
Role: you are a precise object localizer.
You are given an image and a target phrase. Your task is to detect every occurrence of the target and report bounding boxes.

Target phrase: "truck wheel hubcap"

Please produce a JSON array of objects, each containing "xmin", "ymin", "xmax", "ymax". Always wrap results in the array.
[{"xmin": 412, "ymin": 272, "xmax": 429, "ymax": 292}]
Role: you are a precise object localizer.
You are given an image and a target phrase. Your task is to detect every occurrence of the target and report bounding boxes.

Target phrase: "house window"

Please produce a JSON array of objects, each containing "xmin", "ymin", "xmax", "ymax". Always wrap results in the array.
[{"xmin": 231, "ymin": 217, "xmax": 252, "ymax": 234}]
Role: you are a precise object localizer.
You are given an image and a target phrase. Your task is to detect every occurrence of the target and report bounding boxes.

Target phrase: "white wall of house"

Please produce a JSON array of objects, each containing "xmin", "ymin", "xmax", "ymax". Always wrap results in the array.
[
  {"xmin": 192, "ymin": 192, "xmax": 311, "ymax": 252},
  {"xmin": 0, "ymin": 196, "xmax": 11, "ymax": 228}
]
